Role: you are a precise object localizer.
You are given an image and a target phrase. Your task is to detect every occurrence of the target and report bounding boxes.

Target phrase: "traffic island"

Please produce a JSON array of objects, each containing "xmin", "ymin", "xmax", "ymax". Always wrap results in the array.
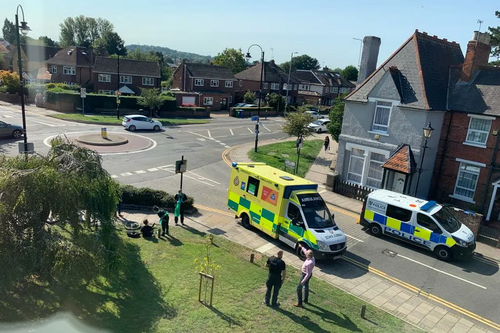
[{"xmin": 76, "ymin": 133, "xmax": 129, "ymax": 146}]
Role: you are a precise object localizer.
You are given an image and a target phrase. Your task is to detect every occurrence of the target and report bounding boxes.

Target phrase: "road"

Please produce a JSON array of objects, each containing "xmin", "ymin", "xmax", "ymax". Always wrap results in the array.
[{"xmin": 1, "ymin": 104, "xmax": 499, "ymax": 330}]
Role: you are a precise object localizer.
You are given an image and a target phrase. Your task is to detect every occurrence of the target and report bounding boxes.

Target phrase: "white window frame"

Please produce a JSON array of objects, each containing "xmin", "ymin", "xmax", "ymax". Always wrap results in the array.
[
  {"xmin": 203, "ymin": 97, "xmax": 213, "ymax": 105},
  {"xmin": 347, "ymin": 148, "xmax": 365, "ymax": 184},
  {"xmin": 120, "ymin": 75, "xmax": 132, "ymax": 84},
  {"xmin": 365, "ymin": 152, "xmax": 386, "ymax": 189},
  {"xmin": 194, "ymin": 78, "xmax": 204, "ymax": 86},
  {"xmin": 331, "ymin": 87, "xmax": 338, "ymax": 93},
  {"xmin": 229, "ymin": 95, "xmax": 233, "ymax": 104},
  {"xmin": 142, "ymin": 77, "xmax": 154, "ymax": 86},
  {"xmin": 225, "ymin": 80, "xmax": 233, "ymax": 88},
  {"xmin": 98, "ymin": 74, "xmax": 111, "ymax": 82},
  {"xmin": 293, "ymin": 84, "xmax": 298, "ymax": 91},
  {"xmin": 263, "ymin": 82, "xmax": 268, "ymax": 89},
  {"xmin": 49, "ymin": 65, "xmax": 57, "ymax": 74},
  {"xmin": 63, "ymin": 66, "xmax": 75, "ymax": 75},
  {"xmin": 371, "ymin": 100, "xmax": 392, "ymax": 134},
  {"xmin": 464, "ymin": 115, "xmax": 493, "ymax": 148},
  {"xmin": 210, "ymin": 79, "xmax": 219, "ymax": 87},
  {"xmin": 271, "ymin": 82, "xmax": 280, "ymax": 90},
  {"xmin": 283, "ymin": 83, "xmax": 292, "ymax": 91},
  {"xmin": 339, "ymin": 87, "xmax": 347, "ymax": 93},
  {"xmin": 450, "ymin": 160, "xmax": 484, "ymax": 203},
  {"xmin": 299, "ymin": 84, "xmax": 310, "ymax": 90},
  {"xmin": 345, "ymin": 143, "xmax": 390, "ymax": 187}
]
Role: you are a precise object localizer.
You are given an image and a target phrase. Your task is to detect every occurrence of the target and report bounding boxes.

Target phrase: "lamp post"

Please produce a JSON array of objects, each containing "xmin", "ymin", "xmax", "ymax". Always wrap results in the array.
[
  {"xmin": 245, "ymin": 44, "xmax": 264, "ymax": 153},
  {"xmin": 353, "ymin": 38, "xmax": 363, "ymax": 70},
  {"xmin": 414, "ymin": 122, "xmax": 434, "ymax": 197},
  {"xmin": 285, "ymin": 51, "xmax": 298, "ymax": 117},
  {"xmin": 15, "ymin": 5, "xmax": 31, "ymax": 156},
  {"xmin": 116, "ymin": 45, "xmax": 121, "ymax": 119}
]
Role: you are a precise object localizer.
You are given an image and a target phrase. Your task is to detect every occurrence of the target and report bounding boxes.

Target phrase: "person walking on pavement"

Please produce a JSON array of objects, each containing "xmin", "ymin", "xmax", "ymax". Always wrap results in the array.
[
  {"xmin": 324, "ymin": 136, "xmax": 330, "ymax": 152},
  {"xmin": 174, "ymin": 189, "xmax": 187, "ymax": 226},
  {"xmin": 153, "ymin": 205, "xmax": 169, "ymax": 237},
  {"xmin": 294, "ymin": 244, "xmax": 315, "ymax": 307},
  {"xmin": 264, "ymin": 250, "xmax": 286, "ymax": 307}
]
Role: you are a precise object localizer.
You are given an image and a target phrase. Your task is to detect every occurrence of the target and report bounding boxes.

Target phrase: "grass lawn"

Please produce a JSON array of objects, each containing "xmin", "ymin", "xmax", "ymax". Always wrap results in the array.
[
  {"xmin": 49, "ymin": 113, "xmax": 210, "ymax": 125},
  {"xmin": 248, "ymin": 139, "xmax": 323, "ymax": 178},
  {"xmin": 0, "ymin": 225, "xmax": 420, "ymax": 333}
]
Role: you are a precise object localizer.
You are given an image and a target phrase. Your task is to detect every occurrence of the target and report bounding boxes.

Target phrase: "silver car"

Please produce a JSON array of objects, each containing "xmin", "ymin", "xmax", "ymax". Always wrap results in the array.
[{"xmin": 0, "ymin": 121, "xmax": 24, "ymax": 138}]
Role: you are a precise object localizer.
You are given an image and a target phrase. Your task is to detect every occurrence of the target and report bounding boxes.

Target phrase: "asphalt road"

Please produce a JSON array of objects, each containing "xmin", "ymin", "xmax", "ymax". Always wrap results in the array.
[{"xmin": 1, "ymin": 104, "xmax": 499, "ymax": 329}]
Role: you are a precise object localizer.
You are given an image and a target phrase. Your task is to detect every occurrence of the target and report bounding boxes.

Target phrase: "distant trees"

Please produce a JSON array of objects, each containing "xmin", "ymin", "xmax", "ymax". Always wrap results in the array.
[
  {"xmin": 341, "ymin": 65, "xmax": 358, "ymax": 81},
  {"xmin": 212, "ymin": 48, "xmax": 246, "ymax": 74},
  {"xmin": 122, "ymin": 48, "xmax": 173, "ymax": 82},
  {"xmin": 282, "ymin": 107, "xmax": 314, "ymax": 139},
  {"xmin": 2, "ymin": 18, "xmax": 17, "ymax": 44},
  {"xmin": 244, "ymin": 90, "xmax": 256, "ymax": 104},
  {"xmin": 138, "ymin": 88, "xmax": 165, "ymax": 117},
  {"xmin": 327, "ymin": 93, "xmax": 348, "ymax": 142},
  {"xmin": 489, "ymin": 10, "xmax": 500, "ymax": 65},
  {"xmin": 280, "ymin": 54, "xmax": 320, "ymax": 73}
]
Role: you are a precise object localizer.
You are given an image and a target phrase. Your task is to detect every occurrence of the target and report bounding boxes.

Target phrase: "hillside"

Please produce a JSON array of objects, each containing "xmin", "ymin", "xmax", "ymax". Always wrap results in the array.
[{"xmin": 126, "ymin": 44, "xmax": 212, "ymax": 63}]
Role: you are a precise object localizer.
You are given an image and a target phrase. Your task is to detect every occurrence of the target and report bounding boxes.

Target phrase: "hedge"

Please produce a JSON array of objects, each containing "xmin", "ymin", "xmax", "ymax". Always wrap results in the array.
[{"xmin": 120, "ymin": 185, "xmax": 195, "ymax": 211}]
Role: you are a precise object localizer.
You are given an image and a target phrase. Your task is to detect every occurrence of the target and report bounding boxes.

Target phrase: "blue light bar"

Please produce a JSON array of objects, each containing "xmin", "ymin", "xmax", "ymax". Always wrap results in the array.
[
  {"xmin": 420, "ymin": 200, "xmax": 436, "ymax": 212},
  {"xmin": 232, "ymin": 162, "xmax": 238, "ymax": 168}
]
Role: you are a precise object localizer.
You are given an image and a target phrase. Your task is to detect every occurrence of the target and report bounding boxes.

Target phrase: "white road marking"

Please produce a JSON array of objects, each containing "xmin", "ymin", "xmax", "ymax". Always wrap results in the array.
[
  {"xmin": 111, "ymin": 175, "xmax": 118, "ymax": 178},
  {"xmin": 209, "ymin": 137, "xmax": 216, "ymax": 141},
  {"xmin": 218, "ymin": 136, "xmax": 228, "ymax": 138},
  {"xmin": 256, "ymin": 243, "xmax": 276, "ymax": 254},
  {"xmin": 187, "ymin": 171, "xmax": 221, "ymax": 184},
  {"xmin": 225, "ymin": 145, "xmax": 231, "ymax": 148},
  {"xmin": 147, "ymin": 168, "xmax": 159, "ymax": 172},
  {"xmin": 215, "ymin": 140, "xmax": 221, "ymax": 143},
  {"xmin": 319, "ymin": 190, "xmax": 327, "ymax": 194},
  {"xmin": 135, "ymin": 170, "xmax": 147, "ymax": 174},
  {"xmin": 208, "ymin": 130, "xmax": 212, "ymax": 138},
  {"xmin": 397, "ymin": 254, "xmax": 487, "ymax": 289},
  {"xmin": 262, "ymin": 124, "xmax": 271, "ymax": 132},
  {"xmin": 279, "ymin": 124, "xmax": 284, "ymax": 128},
  {"xmin": 3, "ymin": 114, "xmax": 13, "ymax": 118},
  {"xmin": 188, "ymin": 131, "xmax": 210, "ymax": 139},
  {"xmin": 230, "ymin": 129, "xmax": 234, "ymax": 136},
  {"xmin": 30, "ymin": 119, "xmax": 58, "ymax": 127},
  {"xmin": 197, "ymin": 138, "xmax": 206, "ymax": 142},
  {"xmin": 120, "ymin": 172, "xmax": 133, "ymax": 177},
  {"xmin": 247, "ymin": 127, "xmax": 253, "ymax": 133},
  {"xmin": 160, "ymin": 167, "xmax": 215, "ymax": 187},
  {"xmin": 345, "ymin": 234, "xmax": 364, "ymax": 242},
  {"xmin": 219, "ymin": 142, "xmax": 226, "ymax": 146}
]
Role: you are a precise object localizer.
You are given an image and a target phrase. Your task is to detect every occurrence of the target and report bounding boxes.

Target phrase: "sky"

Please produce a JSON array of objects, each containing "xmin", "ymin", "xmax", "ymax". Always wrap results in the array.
[{"xmin": 3, "ymin": 0, "xmax": 499, "ymax": 68}]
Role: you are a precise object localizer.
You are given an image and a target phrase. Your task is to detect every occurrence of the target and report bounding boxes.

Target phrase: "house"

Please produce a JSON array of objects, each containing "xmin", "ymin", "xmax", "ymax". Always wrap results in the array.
[
  {"xmin": 294, "ymin": 69, "xmax": 356, "ymax": 106},
  {"xmin": 4, "ymin": 44, "xmax": 60, "ymax": 77},
  {"xmin": 172, "ymin": 60, "xmax": 237, "ymax": 110},
  {"xmin": 92, "ymin": 56, "xmax": 161, "ymax": 95},
  {"xmin": 41, "ymin": 46, "xmax": 95, "ymax": 88},
  {"xmin": 234, "ymin": 59, "xmax": 301, "ymax": 106},
  {"xmin": 0, "ymin": 40, "xmax": 10, "ymax": 70},
  {"xmin": 334, "ymin": 30, "xmax": 464, "ymax": 199},
  {"xmin": 432, "ymin": 32, "xmax": 500, "ymax": 220}
]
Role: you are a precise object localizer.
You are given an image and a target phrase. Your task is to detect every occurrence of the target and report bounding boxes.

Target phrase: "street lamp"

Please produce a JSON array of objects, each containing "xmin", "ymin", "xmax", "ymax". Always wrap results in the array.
[
  {"xmin": 414, "ymin": 122, "xmax": 434, "ymax": 197},
  {"xmin": 245, "ymin": 44, "xmax": 264, "ymax": 153},
  {"xmin": 284, "ymin": 51, "xmax": 298, "ymax": 117},
  {"xmin": 353, "ymin": 38, "xmax": 363, "ymax": 70},
  {"xmin": 116, "ymin": 45, "xmax": 122, "ymax": 119},
  {"xmin": 15, "ymin": 4, "xmax": 31, "ymax": 156}
]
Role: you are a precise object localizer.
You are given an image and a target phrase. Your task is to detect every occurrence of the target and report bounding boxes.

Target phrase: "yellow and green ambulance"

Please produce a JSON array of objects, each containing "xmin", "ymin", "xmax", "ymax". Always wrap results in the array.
[{"xmin": 227, "ymin": 162, "xmax": 347, "ymax": 259}]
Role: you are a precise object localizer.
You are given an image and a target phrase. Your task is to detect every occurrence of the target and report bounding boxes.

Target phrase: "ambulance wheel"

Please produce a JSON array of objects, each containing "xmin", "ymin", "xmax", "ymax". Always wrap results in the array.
[
  {"xmin": 296, "ymin": 243, "xmax": 309, "ymax": 261},
  {"xmin": 434, "ymin": 246, "xmax": 452, "ymax": 261},
  {"xmin": 369, "ymin": 223, "xmax": 382, "ymax": 237},
  {"xmin": 241, "ymin": 214, "xmax": 251, "ymax": 230}
]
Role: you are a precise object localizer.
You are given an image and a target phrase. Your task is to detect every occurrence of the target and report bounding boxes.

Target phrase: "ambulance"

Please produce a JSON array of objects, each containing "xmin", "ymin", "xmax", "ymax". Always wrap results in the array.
[
  {"xmin": 360, "ymin": 189, "xmax": 476, "ymax": 261},
  {"xmin": 227, "ymin": 162, "xmax": 347, "ymax": 259}
]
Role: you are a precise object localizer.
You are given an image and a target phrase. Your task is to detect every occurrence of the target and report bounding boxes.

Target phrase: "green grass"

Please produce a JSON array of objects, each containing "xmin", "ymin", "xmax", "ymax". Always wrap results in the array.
[
  {"xmin": 248, "ymin": 139, "xmax": 324, "ymax": 177},
  {"xmin": 0, "ymin": 226, "xmax": 420, "ymax": 333},
  {"xmin": 49, "ymin": 113, "xmax": 210, "ymax": 125}
]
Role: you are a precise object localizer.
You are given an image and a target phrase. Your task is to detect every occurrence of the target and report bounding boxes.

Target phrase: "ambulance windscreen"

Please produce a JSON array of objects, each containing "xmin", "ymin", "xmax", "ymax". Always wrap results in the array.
[{"xmin": 297, "ymin": 193, "xmax": 335, "ymax": 229}]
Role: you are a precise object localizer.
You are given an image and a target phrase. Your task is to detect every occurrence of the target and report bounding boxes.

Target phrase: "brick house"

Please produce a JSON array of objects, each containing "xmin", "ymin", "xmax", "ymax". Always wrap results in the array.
[
  {"xmin": 172, "ymin": 60, "xmax": 237, "ymax": 111},
  {"xmin": 234, "ymin": 60, "xmax": 301, "ymax": 105},
  {"xmin": 41, "ymin": 46, "xmax": 95, "ymax": 88},
  {"xmin": 92, "ymin": 56, "xmax": 161, "ymax": 95},
  {"xmin": 294, "ymin": 69, "xmax": 356, "ymax": 106}
]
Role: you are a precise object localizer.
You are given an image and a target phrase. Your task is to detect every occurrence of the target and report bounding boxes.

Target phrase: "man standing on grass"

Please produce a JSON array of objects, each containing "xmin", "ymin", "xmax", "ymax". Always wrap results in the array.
[
  {"xmin": 264, "ymin": 250, "xmax": 286, "ymax": 307},
  {"xmin": 174, "ymin": 189, "xmax": 187, "ymax": 226},
  {"xmin": 294, "ymin": 244, "xmax": 315, "ymax": 307},
  {"xmin": 154, "ymin": 205, "xmax": 169, "ymax": 237}
]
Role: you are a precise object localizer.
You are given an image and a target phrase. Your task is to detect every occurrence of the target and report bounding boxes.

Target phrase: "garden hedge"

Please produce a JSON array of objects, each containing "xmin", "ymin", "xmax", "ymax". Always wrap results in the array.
[{"xmin": 119, "ymin": 185, "xmax": 195, "ymax": 211}]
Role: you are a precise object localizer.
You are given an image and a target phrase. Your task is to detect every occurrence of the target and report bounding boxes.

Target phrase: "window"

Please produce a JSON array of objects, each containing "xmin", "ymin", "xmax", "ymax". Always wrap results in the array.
[
  {"xmin": 347, "ymin": 148, "xmax": 365, "ymax": 183},
  {"xmin": 98, "ymin": 90, "xmax": 114, "ymax": 95},
  {"xmin": 49, "ymin": 65, "xmax": 57, "ymax": 74},
  {"xmin": 247, "ymin": 176, "xmax": 260, "ymax": 196},
  {"xmin": 331, "ymin": 87, "xmax": 338, "ymax": 93},
  {"xmin": 63, "ymin": 81, "xmax": 75, "ymax": 86},
  {"xmin": 454, "ymin": 162, "xmax": 481, "ymax": 200},
  {"xmin": 287, "ymin": 203, "xmax": 303, "ymax": 223},
  {"xmin": 299, "ymin": 84, "xmax": 310, "ymax": 90},
  {"xmin": 366, "ymin": 152, "xmax": 385, "ymax": 188},
  {"xmin": 417, "ymin": 213, "xmax": 442, "ymax": 233},
  {"xmin": 263, "ymin": 82, "xmax": 268, "ymax": 89},
  {"xmin": 229, "ymin": 96, "xmax": 233, "ymax": 104},
  {"xmin": 98, "ymin": 74, "xmax": 111, "ymax": 82},
  {"xmin": 120, "ymin": 75, "xmax": 132, "ymax": 84},
  {"xmin": 210, "ymin": 79, "xmax": 219, "ymax": 87},
  {"xmin": 239, "ymin": 80, "xmax": 242, "ymax": 87},
  {"xmin": 465, "ymin": 117, "xmax": 491, "ymax": 146},
  {"xmin": 142, "ymin": 77, "xmax": 154, "ymax": 86},
  {"xmin": 372, "ymin": 101, "xmax": 392, "ymax": 133},
  {"xmin": 386, "ymin": 205, "xmax": 412, "ymax": 222},
  {"xmin": 293, "ymin": 84, "xmax": 298, "ymax": 91},
  {"xmin": 195, "ymin": 78, "xmax": 204, "ymax": 86},
  {"xmin": 63, "ymin": 66, "xmax": 75, "ymax": 75},
  {"xmin": 203, "ymin": 97, "xmax": 213, "ymax": 105},
  {"xmin": 225, "ymin": 80, "xmax": 233, "ymax": 88},
  {"xmin": 271, "ymin": 82, "xmax": 280, "ymax": 90},
  {"xmin": 283, "ymin": 83, "xmax": 291, "ymax": 90}
]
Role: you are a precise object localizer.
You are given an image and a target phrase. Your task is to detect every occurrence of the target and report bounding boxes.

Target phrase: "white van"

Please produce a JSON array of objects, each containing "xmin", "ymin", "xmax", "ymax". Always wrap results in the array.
[{"xmin": 360, "ymin": 190, "xmax": 475, "ymax": 261}]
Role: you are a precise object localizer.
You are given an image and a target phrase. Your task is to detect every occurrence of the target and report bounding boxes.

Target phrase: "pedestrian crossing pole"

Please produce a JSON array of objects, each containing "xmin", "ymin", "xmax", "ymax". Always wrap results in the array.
[{"xmin": 180, "ymin": 155, "xmax": 184, "ymax": 191}]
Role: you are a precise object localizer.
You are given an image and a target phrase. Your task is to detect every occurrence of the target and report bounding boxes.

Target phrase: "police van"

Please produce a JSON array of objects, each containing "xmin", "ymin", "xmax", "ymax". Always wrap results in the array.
[
  {"xmin": 227, "ymin": 162, "xmax": 346, "ymax": 260},
  {"xmin": 360, "ymin": 190, "xmax": 475, "ymax": 261}
]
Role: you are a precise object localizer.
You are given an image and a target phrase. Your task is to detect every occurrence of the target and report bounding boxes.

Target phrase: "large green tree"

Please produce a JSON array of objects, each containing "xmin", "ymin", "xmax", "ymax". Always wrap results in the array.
[
  {"xmin": 212, "ymin": 48, "xmax": 246, "ymax": 74},
  {"xmin": 138, "ymin": 88, "xmax": 165, "ymax": 117},
  {"xmin": 282, "ymin": 106, "xmax": 314, "ymax": 139},
  {"xmin": 327, "ymin": 93, "xmax": 348, "ymax": 142},
  {"xmin": 2, "ymin": 18, "xmax": 17, "ymax": 45},
  {"xmin": 341, "ymin": 65, "xmax": 359, "ymax": 81},
  {"xmin": 489, "ymin": 10, "xmax": 500, "ymax": 64},
  {"xmin": 280, "ymin": 54, "xmax": 320, "ymax": 73},
  {"xmin": 124, "ymin": 48, "xmax": 172, "ymax": 81}
]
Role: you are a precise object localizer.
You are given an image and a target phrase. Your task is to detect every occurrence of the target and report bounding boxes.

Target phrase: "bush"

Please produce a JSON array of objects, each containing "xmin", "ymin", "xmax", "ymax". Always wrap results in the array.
[
  {"xmin": 0, "ymin": 70, "xmax": 20, "ymax": 94},
  {"xmin": 244, "ymin": 90, "xmax": 256, "ymax": 104},
  {"xmin": 46, "ymin": 82, "xmax": 80, "ymax": 91},
  {"xmin": 120, "ymin": 185, "xmax": 195, "ymax": 210}
]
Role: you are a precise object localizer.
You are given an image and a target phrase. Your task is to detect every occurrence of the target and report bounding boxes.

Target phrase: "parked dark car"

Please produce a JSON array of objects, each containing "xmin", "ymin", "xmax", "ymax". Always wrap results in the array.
[{"xmin": 0, "ymin": 121, "xmax": 24, "ymax": 139}]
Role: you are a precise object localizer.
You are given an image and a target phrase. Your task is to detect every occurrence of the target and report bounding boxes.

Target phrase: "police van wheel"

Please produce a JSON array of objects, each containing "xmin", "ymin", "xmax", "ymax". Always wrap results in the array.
[
  {"xmin": 434, "ymin": 246, "xmax": 452, "ymax": 261},
  {"xmin": 369, "ymin": 224, "xmax": 382, "ymax": 237},
  {"xmin": 241, "ymin": 214, "xmax": 251, "ymax": 230}
]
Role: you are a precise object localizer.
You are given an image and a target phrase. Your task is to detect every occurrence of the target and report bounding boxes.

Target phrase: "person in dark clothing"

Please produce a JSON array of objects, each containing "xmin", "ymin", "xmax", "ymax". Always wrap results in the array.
[
  {"xmin": 174, "ymin": 190, "xmax": 187, "ymax": 226},
  {"xmin": 324, "ymin": 136, "xmax": 330, "ymax": 152},
  {"xmin": 140, "ymin": 219, "xmax": 155, "ymax": 238},
  {"xmin": 264, "ymin": 250, "xmax": 286, "ymax": 307},
  {"xmin": 153, "ymin": 205, "xmax": 169, "ymax": 236}
]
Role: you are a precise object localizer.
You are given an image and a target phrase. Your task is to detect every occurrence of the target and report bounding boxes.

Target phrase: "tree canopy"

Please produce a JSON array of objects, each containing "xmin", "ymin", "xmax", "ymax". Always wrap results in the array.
[
  {"xmin": 138, "ymin": 88, "xmax": 164, "ymax": 116},
  {"xmin": 341, "ymin": 65, "xmax": 358, "ymax": 81},
  {"xmin": 327, "ymin": 93, "xmax": 348, "ymax": 142},
  {"xmin": 2, "ymin": 18, "xmax": 17, "ymax": 44},
  {"xmin": 122, "ymin": 48, "xmax": 173, "ymax": 81},
  {"xmin": 489, "ymin": 10, "xmax": 500, "ymax": 64},
  {"xmin": 280, "ymin": 54, "xmax": 320, "ymax": 73},
  {"xmin": 212, "ymin": 48, "xmax": 246, "ymax": 74},
  {"xmin": 244, "ymin": 90, "xmax": 256, "ymax": 104},
  {"xmin": 282, "ymin": 107, "xmax": 314, "ymax": 139}
]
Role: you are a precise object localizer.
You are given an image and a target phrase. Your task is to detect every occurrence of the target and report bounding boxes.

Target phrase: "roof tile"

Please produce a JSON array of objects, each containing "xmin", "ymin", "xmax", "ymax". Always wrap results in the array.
[
  {"xmin": 93, "ymin": 56, "xmax": 161, "ymax": 77},
  {"xmin": 382, "ymin": 144, "xmax": 416, "ymax": 174}
]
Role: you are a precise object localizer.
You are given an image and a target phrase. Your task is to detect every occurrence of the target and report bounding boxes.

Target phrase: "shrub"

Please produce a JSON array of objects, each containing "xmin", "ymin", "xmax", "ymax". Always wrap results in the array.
[
  {"xmin": 244, "ymin": 90, "xmax": 256, "ymax": 104},
  {"xmin": 120, "ymin": 185, "xmax": 194, "ymax": 210},
  {"xmin": 0, "ymin": 70, "xmax": 20, "ymax": 94},
  {"xmin": 46, "ymin": 82, "xmax": 80, "ymax": 91}
]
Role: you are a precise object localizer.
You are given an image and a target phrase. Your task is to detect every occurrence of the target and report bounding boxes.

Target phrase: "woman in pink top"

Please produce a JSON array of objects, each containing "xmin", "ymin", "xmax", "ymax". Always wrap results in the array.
[{"xmin": 294, "ymin": 244, "xmax": 315, "ymax": 307}]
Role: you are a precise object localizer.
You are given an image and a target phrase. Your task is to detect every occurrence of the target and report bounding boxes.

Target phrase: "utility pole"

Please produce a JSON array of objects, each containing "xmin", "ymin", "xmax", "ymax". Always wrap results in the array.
[{"xmin": 285, "ymin": 52, "xmax": 297, "ymax": 116}]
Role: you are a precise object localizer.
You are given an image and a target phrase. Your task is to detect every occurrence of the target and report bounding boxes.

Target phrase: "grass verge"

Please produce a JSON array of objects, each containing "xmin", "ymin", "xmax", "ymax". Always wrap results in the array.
[
  {"xmin": 49, "ymin": 113, "xmax": 210, "ymax": 125},
  {"xmin": 248, "ymin": 139, "xmax": 323, "ymax": 177}
]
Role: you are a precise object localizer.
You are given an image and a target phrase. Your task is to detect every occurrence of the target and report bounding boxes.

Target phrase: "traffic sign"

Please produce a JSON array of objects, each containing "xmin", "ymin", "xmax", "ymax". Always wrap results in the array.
[
  {"xmin": 115, "ymin": 90, "xmax": 121, "ymax": 96},
  {"xmin": 80, "ymin": 88, "xmax": 86, "ymax": 98},
  {"xmin": 18, "ymin": 142, "xmax": 34, "ymax": 154},
  {"xmin": 175, "ymin": 159, "xmax": 187, "ymax": 173},
  {"xmin": 251, "ymin": 116, "xmax": 259, "ymax": 121}
]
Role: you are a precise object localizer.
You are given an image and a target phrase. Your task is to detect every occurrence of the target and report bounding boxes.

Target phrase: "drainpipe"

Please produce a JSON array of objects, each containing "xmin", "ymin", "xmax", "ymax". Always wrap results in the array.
[
  {"xmin": 481, "ymin": 131, "xmax": 500, "ymax": 214},
  {"xmin": 433, "ymin": 111, "xmax": 453, "ymax": 200}
]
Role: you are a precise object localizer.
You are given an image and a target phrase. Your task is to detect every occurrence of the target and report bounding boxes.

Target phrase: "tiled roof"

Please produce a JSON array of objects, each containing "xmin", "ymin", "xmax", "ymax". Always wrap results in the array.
[
  {"xmin": 93, "ymin": 56, "xmax": 161, "ymax": 77},
  {"xmin": 382, "ymin": 144, "xmax": 416, "ymax": 174},
  {"xmin": 347, "ymin": 30, "xmax": 464, "ymax": 110},
  {"xmin": 184, "ymin": 63, "xmax": 236, "ymax": 80},
  {"xmin": 235, "ymin": 61, "xmax": 301, "ymax": 83},
  {"xmin": 298, "ymin": 90, "xmax": 322, "ymax": 96},
  {"xmin": 314, "ymin": 71, "xmax": 356, "ymax": 88},
  {"xmin": 46, "ymin": 46, "xmax": 94, "ymax": 67},
  {"xmin": 448, "ymin": 66, "xmax": 500, "ymax": 116},
  {"xmin": 4, "ymin": 44, "xmax": 61, "ymax": 62},
  {"xmin": 295, "ymin": 70, "xmax": 322, "ymax": 84}
]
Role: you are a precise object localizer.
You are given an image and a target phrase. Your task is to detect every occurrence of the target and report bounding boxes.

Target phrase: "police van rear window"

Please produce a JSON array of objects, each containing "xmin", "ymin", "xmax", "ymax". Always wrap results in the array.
[{"xmin": 386, "ymin": 205, "xmax": 412, "ymax": 222}]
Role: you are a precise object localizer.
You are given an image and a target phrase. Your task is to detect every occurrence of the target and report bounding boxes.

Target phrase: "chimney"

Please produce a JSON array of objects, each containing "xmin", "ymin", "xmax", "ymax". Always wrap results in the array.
[
  {"xmin": 357, "ymin": 36, "xmax": 381, "ymax": 85},
  {"xmin": 461, "ymin": 31, "xmax": 491, "ymax": 82},
  {"xmin": 269, "ymin": 59, "xmax": 275, "ymax": 65},
  {"xmin": 323, "ymin": 66, "xmax": 329, "ymax": 71}
]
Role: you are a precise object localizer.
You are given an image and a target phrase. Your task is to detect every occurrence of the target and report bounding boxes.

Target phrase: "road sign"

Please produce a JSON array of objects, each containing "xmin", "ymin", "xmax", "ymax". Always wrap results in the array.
[
  {"xmin": 285, "ymin": 160, "xmax": 295, "ymax": 168},
  {"xmin": 251, "ymin": 116, "xmax": 259, "ymax": 121},
  {"xmin": 115, "ymin": 90, "xmax": 121, "ymax": 96},
  {"xmin": 175, "ymin": 159, "xmax": 187, "ymax": 173},
  {"xmin": 80, "ymin": 88, "xmax": 86, "ymax": 98},
  {"xmin": 18, "ymin": 142, "xmax": 34, "ymax": 154}
]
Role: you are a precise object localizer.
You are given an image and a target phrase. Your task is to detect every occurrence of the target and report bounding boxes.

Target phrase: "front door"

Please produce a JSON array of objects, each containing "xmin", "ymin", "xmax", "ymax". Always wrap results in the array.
[
  {"xmin": 391, "ymin": 172, "xmax": 406, "ymax": 194},
  {"xmin": 221, "ymin": 98, "xmax": 228, "ymax": 110}
]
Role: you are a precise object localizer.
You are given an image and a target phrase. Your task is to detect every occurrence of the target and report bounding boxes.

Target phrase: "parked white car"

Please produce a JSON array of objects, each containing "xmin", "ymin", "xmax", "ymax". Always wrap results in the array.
[
  {"xmin": 122, "ymin": 115, "xmax": 163, "ymax": 132},
  {"xmin": 305, "ymin": 111, "xmax": 324, "ymax": 120},
  {"xmin": 308, "ymin": 119, "xmax": 330, "ymax": 133}
]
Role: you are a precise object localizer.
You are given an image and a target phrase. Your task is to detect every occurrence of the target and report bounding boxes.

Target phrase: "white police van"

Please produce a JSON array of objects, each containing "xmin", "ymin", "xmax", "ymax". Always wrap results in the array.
[{"xmin": 360, "ymin": 190, "xmax": 475, "ymax": 261}]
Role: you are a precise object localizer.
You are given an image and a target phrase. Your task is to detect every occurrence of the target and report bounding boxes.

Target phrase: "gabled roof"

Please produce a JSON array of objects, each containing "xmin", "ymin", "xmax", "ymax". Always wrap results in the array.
[
  {"xmin": 46, "ymin": 46, "xmax": 94, "ymax": 67},
  {"xmin": 314, "ymin": 71, "xmax": 356, "ymax": 88},
  {"xmin": 295, "ymin": 70, "xmax": 322, "ymax": 84},
  {"xmin": 93, "ymin": 56, "xmax": 161, "ymax": 78},
  {"xmin": 235, "ymin": 61, "xmax": 301, "ymax": 84},
  {"xmin": 347, "ymin": 30, "xmax": 464, "ymax": 110},
  {"xmin": 4, "ymin": 44, "xmax": 61, "ymax": 62},
  {"xmin": 184, "ymin": 63, "xmax": 236, "ymax": 80},
  {"xmin": 382, "ymin": 144, "xmax": 417, "ymax": 174}
]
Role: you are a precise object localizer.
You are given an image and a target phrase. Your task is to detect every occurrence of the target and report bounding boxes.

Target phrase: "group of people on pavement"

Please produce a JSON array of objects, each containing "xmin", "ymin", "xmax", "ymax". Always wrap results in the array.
[{"xmin": 264, "ymin": 243, "xmax": 315, "ymax": 308}]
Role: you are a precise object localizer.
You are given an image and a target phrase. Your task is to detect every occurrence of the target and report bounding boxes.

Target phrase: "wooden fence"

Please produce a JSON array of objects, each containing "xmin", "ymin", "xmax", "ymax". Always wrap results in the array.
[{"xmin": 333, "ymin": 178, "xmax": 373, "ymax": 201}]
